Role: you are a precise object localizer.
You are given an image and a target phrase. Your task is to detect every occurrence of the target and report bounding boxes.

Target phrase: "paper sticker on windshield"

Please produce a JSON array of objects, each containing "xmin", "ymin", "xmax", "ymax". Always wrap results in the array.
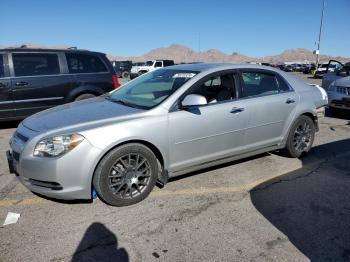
[{"xmin": 173, "ymin": 73, "xmax": 196, "ymax": 78}]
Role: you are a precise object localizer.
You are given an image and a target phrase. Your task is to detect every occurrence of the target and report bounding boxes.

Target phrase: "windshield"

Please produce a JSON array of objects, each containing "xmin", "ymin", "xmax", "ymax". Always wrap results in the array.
[
  {"xmin": 106, "ymin": 69, "xmax": 198, "ymax": 109},
  {"xmin": 145, "ymin": 61, "xmax": 153, "ymax": 66}
]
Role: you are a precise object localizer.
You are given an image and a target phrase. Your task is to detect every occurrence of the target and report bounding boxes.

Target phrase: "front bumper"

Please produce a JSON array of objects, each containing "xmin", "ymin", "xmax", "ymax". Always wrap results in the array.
[
  {"xmin": 327, "ymin": 91, "xmax": 350, "ymax": 110},
  {"xmin": 7, "ymin": 139, "xmax": 102, "ymax": 200}
]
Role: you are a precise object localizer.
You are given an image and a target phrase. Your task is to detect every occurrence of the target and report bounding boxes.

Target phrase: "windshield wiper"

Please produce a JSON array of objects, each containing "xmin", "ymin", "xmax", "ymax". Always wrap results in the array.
[{"xmin": 106, "ymin": 97, "xmax": 142, "ymax": 109}]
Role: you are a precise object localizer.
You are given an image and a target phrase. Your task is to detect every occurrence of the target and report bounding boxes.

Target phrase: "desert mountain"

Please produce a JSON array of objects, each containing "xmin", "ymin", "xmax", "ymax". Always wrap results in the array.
[{"xmin": 2, "ymin": 43, "xmax": 348, "ymax": 64}]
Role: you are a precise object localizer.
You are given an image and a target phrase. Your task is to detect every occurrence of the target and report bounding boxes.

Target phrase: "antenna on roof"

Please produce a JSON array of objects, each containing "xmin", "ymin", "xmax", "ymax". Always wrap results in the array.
[
  {"xmin": 20, "ymin": 45, "xmax": 28, "ymax": 48},
  {"xmin": 68, "ymin": 46, "xmax": 77, "ymax": 50}
]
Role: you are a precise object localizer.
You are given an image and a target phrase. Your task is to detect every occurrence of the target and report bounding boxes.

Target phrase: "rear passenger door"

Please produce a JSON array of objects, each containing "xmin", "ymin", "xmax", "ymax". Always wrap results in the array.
[
  {"xmin": 10, "ymin": 52, "xmax": 73, "ymax": 118},
  {"xmin": 238, "ymin": 70, "xmax": 298, "ymax": 150},
  {"xmin": 65, "ymin": 53, "xmax": 114, "ymax": 98},
  {"xmin": 0, "ymin": 53, "xmax": 14, "ymax": 120}
]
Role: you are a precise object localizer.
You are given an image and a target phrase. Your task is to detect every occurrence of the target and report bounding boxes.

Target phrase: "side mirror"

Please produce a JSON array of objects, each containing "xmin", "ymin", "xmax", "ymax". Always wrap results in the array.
[{"xmin": 181, "ymin": 94, "xmax": 207, "ymax": 108}]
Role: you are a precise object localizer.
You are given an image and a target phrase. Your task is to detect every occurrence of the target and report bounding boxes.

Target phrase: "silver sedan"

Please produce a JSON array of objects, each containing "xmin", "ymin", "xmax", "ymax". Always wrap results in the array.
[{"xmin": 7, "ymin": 63, "xmax": 327, "ymax": 206}]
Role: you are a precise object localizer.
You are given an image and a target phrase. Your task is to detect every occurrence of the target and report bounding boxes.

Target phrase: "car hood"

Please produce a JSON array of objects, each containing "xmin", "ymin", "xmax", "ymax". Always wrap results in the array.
[
  {"xmin": 22, "ymin": 96, "xmax": 145, "ymax": 133},
  {"xmin": 334, "ymin": 76, "xmax": 350, "ymax": 87}
]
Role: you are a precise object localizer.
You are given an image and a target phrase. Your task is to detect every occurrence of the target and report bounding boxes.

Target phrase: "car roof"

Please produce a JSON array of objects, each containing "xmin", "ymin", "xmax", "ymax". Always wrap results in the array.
[
  {"xmin": 166, "ymin": 62, "xmax": 281, "ymax": 73},
  {"xmin": 0, "ymin": 48, "xmax": 105, "ymax": 55}
]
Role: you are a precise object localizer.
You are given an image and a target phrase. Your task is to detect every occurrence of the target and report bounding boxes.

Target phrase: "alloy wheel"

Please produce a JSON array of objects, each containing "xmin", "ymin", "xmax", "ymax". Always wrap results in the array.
[{"xmin": 108, "ymin": 153, "xmax": 151, "ymax": 199}]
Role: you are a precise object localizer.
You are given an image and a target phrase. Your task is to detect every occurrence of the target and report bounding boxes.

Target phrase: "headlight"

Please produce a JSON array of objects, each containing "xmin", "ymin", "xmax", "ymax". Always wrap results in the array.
[{"xmin": 34, "ymin": 134, "xmax": 84, "ymax": 157}]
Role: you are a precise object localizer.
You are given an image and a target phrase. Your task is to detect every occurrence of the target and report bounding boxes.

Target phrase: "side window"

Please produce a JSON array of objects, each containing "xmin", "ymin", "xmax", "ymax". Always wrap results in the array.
[
  {"xmin": 190, "ymin": 73, "xmax": 236, "ymax": 104},
  {"xmin": 276, "ymin": 76, "xmax": 291, "ymax": 92},
  {"xmin": 12, "ymin": 53, "xmax": 60, "ymax": 77},
  {"xmin": 240, "ymin": 71, "xmax": 279, "ymax": 98},
  {"xmin": 154, "ymin": 61, "xmax": 162, "ymax": 68},
  {"xmin": 66, "ymin": 53, "xmax": 107, "ymax": 73},
  {"xmin": 0, "ymin": 55, "xmax": 4, "ymax": 78}
]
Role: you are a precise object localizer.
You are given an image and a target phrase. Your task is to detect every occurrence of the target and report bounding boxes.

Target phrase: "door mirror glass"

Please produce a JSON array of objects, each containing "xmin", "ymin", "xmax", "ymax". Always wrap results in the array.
[{"xmin": 181, "ymin": 94, "xmax": 207, "ymax": 107}]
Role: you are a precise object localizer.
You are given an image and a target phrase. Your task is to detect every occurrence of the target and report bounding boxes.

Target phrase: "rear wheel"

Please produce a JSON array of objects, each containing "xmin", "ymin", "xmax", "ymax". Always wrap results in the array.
[
  {"xmin": 74, "ymin": 93, "xmax": 96, "ymax": 101},
  {"xmin": 93, "ymin": 143, "xmax": 158, "ymax": 206},
  {"xmin": 282, "ymin": 115, "xmax": 315, "ymax": 158}
]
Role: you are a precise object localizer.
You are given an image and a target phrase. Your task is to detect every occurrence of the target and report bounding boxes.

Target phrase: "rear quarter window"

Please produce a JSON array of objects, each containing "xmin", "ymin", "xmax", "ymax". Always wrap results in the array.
[{"xmin": 66, "ymin": 53, "xmax": 108, "ymax": 74}]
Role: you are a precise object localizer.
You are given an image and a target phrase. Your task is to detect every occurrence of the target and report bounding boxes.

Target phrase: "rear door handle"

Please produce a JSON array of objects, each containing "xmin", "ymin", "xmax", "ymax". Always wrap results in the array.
[
  {"xmin": 286, "ymin": 98, "xmax": 295, "ymax": 104},
  {"xmin": 230, "ymin": 107, "xmax": 245, "ymax": 114},
  {"xmin": 15, "ymin": 81, "xmax": 29, "ymax": 86}
]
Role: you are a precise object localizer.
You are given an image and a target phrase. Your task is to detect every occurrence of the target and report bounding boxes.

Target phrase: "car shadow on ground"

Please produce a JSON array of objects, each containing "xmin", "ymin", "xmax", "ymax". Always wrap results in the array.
[
  {"xmin": 71, "ymin": 222, "xmax": 129, "ymax": 262},
  {"xmin": 250, "ymin": 138, "xmax": 350, "ymax": 262}
]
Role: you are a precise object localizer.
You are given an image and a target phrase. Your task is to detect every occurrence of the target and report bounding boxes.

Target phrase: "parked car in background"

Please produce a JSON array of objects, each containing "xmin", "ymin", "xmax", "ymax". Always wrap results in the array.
[
  {"xmin": 130, "ymin": 60, "xmax": 175, "ymax": 79},
  {"xmin": 283, "ymin": 65, "xmax": 294, "ymax": 72},
  {"xmin": 322, "ymin": 60, "xmax": 350, "ymax": 89},
  {"xmin": 326, "ymin": 76, "xmax": 350, "ymax": 112},
  {"xmin": 314, "ymin": 63, "xmax": 329, "ymax": 78},
  {"xmin": 293, "ymin": 64, "xmax": 303, "ymax": 72},
  {"xmin": 112, "ymin": 60, "xmax": 132, "ymax": 78},
  {"xmin": 303, "ymin": 64, "xmax": 316, "ymax": 74},
  {"xmin": 132, "ymin": 62, "xmax": 145, "ymax": 67},
  {"xmin": 0, "ymin": 47, "xmax": 120, "ymax": 121},
  {"xmin": 7, "ymin": 63, "xmax": 327, "ymax": 206}
]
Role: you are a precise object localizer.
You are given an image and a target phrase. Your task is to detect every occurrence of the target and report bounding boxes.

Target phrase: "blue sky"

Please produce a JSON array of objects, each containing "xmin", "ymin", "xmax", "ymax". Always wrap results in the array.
[{"xmin": 1, "ymin": 0, "xmax": 349, "ymax": 57}]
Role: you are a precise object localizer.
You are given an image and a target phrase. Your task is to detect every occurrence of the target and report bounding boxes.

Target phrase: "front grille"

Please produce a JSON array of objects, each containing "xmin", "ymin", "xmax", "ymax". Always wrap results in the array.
[{"xmin": 336, "ymin": 86, "xmax": 350, "ymax": 95}]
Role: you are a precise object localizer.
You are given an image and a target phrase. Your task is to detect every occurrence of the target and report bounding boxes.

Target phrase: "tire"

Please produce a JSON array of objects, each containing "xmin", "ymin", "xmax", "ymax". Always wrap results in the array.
[
  {"xmin": 74, "ymin": 93, "xmax": 96, "ymax": 101},
  {"xmin": 93, "ymin": 143, "xmax": 158, "ymax": 206},
  {"xmin": 282, "ymin": 115, "xmax": 316, "ymax": 158},
  {"xmin": 122, "ymin": 71, "xmax": 129, "ymax": 78}
]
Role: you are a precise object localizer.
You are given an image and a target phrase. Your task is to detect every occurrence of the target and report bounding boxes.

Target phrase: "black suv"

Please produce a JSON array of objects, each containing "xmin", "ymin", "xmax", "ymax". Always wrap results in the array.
[
  {"xmin": 112, "ymin": 60, "xmax": 132, "ymax": 78},
  {"xmin": 0, "ymin": 48, "xmax": 120, "ymax": 121}
]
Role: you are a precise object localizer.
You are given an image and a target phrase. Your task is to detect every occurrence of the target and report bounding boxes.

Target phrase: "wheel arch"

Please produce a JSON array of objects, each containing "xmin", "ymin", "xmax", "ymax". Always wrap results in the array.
[
  {"xmin": 91, "ymin": 139, "xmax": 168, "ymax": 189},
  {"xmin": 66, "ymin": 86, "xmax": 105, "ymax": 102}
]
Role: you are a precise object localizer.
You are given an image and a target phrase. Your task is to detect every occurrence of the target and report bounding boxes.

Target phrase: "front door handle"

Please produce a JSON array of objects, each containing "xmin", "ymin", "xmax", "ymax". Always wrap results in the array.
[
  {"xmin": 286, "ymin": 98, "xmax": 295, "ymax": 104},
  {"xmin": 15, "ymin": 81, "xmax": 29, "ymax": 86},
  {"xmin": 230, "ymin": 107, "xmax": 245, "ymax": 114}
]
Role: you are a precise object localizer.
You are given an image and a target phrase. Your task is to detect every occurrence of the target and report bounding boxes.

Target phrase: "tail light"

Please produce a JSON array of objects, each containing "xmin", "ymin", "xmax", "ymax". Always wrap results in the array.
[{"xmin": 112, "ymin": 74, "xmax": 121, "ymax": 89}]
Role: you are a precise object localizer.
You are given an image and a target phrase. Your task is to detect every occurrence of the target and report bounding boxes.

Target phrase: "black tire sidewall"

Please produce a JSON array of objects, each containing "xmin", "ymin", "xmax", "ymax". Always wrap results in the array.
[
  {"xmin": 93, "ymin": 143, "xmax": 158, "ymax": 206},
  {"xmin": 285, "ymin": 115, "xmax": 316, "ymax": 158}
]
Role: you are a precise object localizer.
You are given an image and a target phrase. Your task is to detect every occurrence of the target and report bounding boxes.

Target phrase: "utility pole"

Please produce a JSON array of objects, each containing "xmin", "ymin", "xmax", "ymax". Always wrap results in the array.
[
  {"xmin": 198, "ymin": 32, "xmax": 201, "ymax": 62},
  {"xmin": 315, "ymin": 0, "xmax": 325, "ymax": 70}
]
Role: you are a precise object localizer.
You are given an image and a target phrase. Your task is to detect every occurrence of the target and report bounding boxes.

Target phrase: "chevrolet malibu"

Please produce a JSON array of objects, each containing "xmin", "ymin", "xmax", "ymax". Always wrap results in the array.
[{"xmin": 7, "ymin": 63, "xmax": 327, "ymax": 206}]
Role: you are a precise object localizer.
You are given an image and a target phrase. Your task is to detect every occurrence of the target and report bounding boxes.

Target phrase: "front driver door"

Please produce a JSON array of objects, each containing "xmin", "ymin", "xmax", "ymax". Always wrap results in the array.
[{"xmin": 168, "ymin": 71, "xmax": 249, "ymax": 173}]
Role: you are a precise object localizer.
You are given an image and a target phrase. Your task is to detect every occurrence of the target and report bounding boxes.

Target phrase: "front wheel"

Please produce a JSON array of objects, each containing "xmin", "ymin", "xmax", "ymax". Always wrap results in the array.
[
  {"xmin": 282, "ymin": 115, "xmax": 316, "ymax": 158},
  {"xmin": 93, "ymin": 143, "xmax": 158, "ymax": 206}
]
